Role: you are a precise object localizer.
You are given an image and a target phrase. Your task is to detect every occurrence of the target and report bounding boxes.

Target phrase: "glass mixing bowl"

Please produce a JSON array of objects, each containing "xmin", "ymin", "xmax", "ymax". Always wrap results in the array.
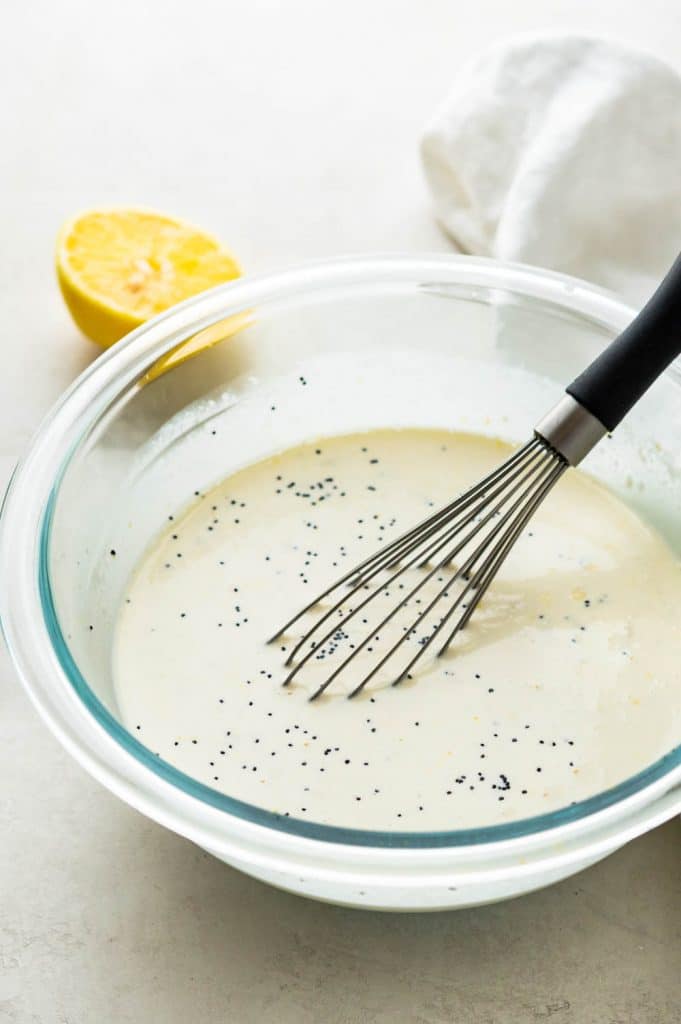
[{"xmin": 2, "ymin": 255, "xmax": 680, "ymax": 911}]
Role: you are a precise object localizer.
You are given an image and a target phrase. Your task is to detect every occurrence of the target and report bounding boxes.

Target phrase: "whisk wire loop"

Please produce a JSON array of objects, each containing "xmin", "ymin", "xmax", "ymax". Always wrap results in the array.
[
  {"xmin": 280, "ymin": 439, "xmax": 545, "ymax": 672},
  {"xmin": 272, "ymin": 437, "xmax": 566, "ymax": 699}
]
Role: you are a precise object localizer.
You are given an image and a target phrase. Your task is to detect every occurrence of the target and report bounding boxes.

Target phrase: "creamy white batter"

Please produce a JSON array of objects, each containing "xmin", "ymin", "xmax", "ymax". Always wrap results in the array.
[{"xmin": 113, "ymin": 430, "xmax": 681, "ymax": 830}]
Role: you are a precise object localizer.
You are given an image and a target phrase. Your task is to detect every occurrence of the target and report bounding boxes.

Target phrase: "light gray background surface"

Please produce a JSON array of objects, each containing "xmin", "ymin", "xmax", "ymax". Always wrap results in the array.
[{"xmin": 1, "ymin": 2, "xmax": 679, "ymax": 1021}]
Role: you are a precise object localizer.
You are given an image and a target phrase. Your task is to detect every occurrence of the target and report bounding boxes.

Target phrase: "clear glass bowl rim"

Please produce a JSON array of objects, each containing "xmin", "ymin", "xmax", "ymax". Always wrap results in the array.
[{"xmin": 3, "ymin": 253, "xmax": 681, "ymax": 852}]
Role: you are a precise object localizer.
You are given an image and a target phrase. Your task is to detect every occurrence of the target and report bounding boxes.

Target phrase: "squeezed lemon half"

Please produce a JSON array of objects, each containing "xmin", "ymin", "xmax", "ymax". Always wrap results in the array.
[{"xmin": 56, "ymin": 208, "xmax": 241, "ymax": 348}]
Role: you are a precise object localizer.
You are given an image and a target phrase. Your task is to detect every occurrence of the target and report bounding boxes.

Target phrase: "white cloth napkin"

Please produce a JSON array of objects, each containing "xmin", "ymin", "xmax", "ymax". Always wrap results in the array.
[{"xmin": 421, "ymin": 34, "xmax": 681, "ymax": 305}]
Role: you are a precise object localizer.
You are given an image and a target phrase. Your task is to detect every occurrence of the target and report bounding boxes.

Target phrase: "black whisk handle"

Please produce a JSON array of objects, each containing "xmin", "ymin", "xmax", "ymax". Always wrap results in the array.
[{"xmin": 567, "ymin": 252, "xmax": 681, "ymax": 432}]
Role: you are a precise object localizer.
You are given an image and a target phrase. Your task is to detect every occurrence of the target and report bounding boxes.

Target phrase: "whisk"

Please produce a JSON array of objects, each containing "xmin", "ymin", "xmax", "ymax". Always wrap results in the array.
[{"xmin": 270, "ymin": 255, "xmax": 681, "ymax": 700}]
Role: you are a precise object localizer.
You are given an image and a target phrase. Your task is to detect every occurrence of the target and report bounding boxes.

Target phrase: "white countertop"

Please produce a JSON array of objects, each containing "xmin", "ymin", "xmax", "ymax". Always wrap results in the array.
[{"xmin": 2, "ymin": 1, "xmax": 679, "ymax": 1020}]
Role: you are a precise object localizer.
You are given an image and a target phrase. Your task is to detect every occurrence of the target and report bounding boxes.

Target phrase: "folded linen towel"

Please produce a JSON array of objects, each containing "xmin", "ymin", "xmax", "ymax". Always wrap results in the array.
[{"xmin": 421, "ymin": 34, "xmax": 681, "ymax": 304}]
